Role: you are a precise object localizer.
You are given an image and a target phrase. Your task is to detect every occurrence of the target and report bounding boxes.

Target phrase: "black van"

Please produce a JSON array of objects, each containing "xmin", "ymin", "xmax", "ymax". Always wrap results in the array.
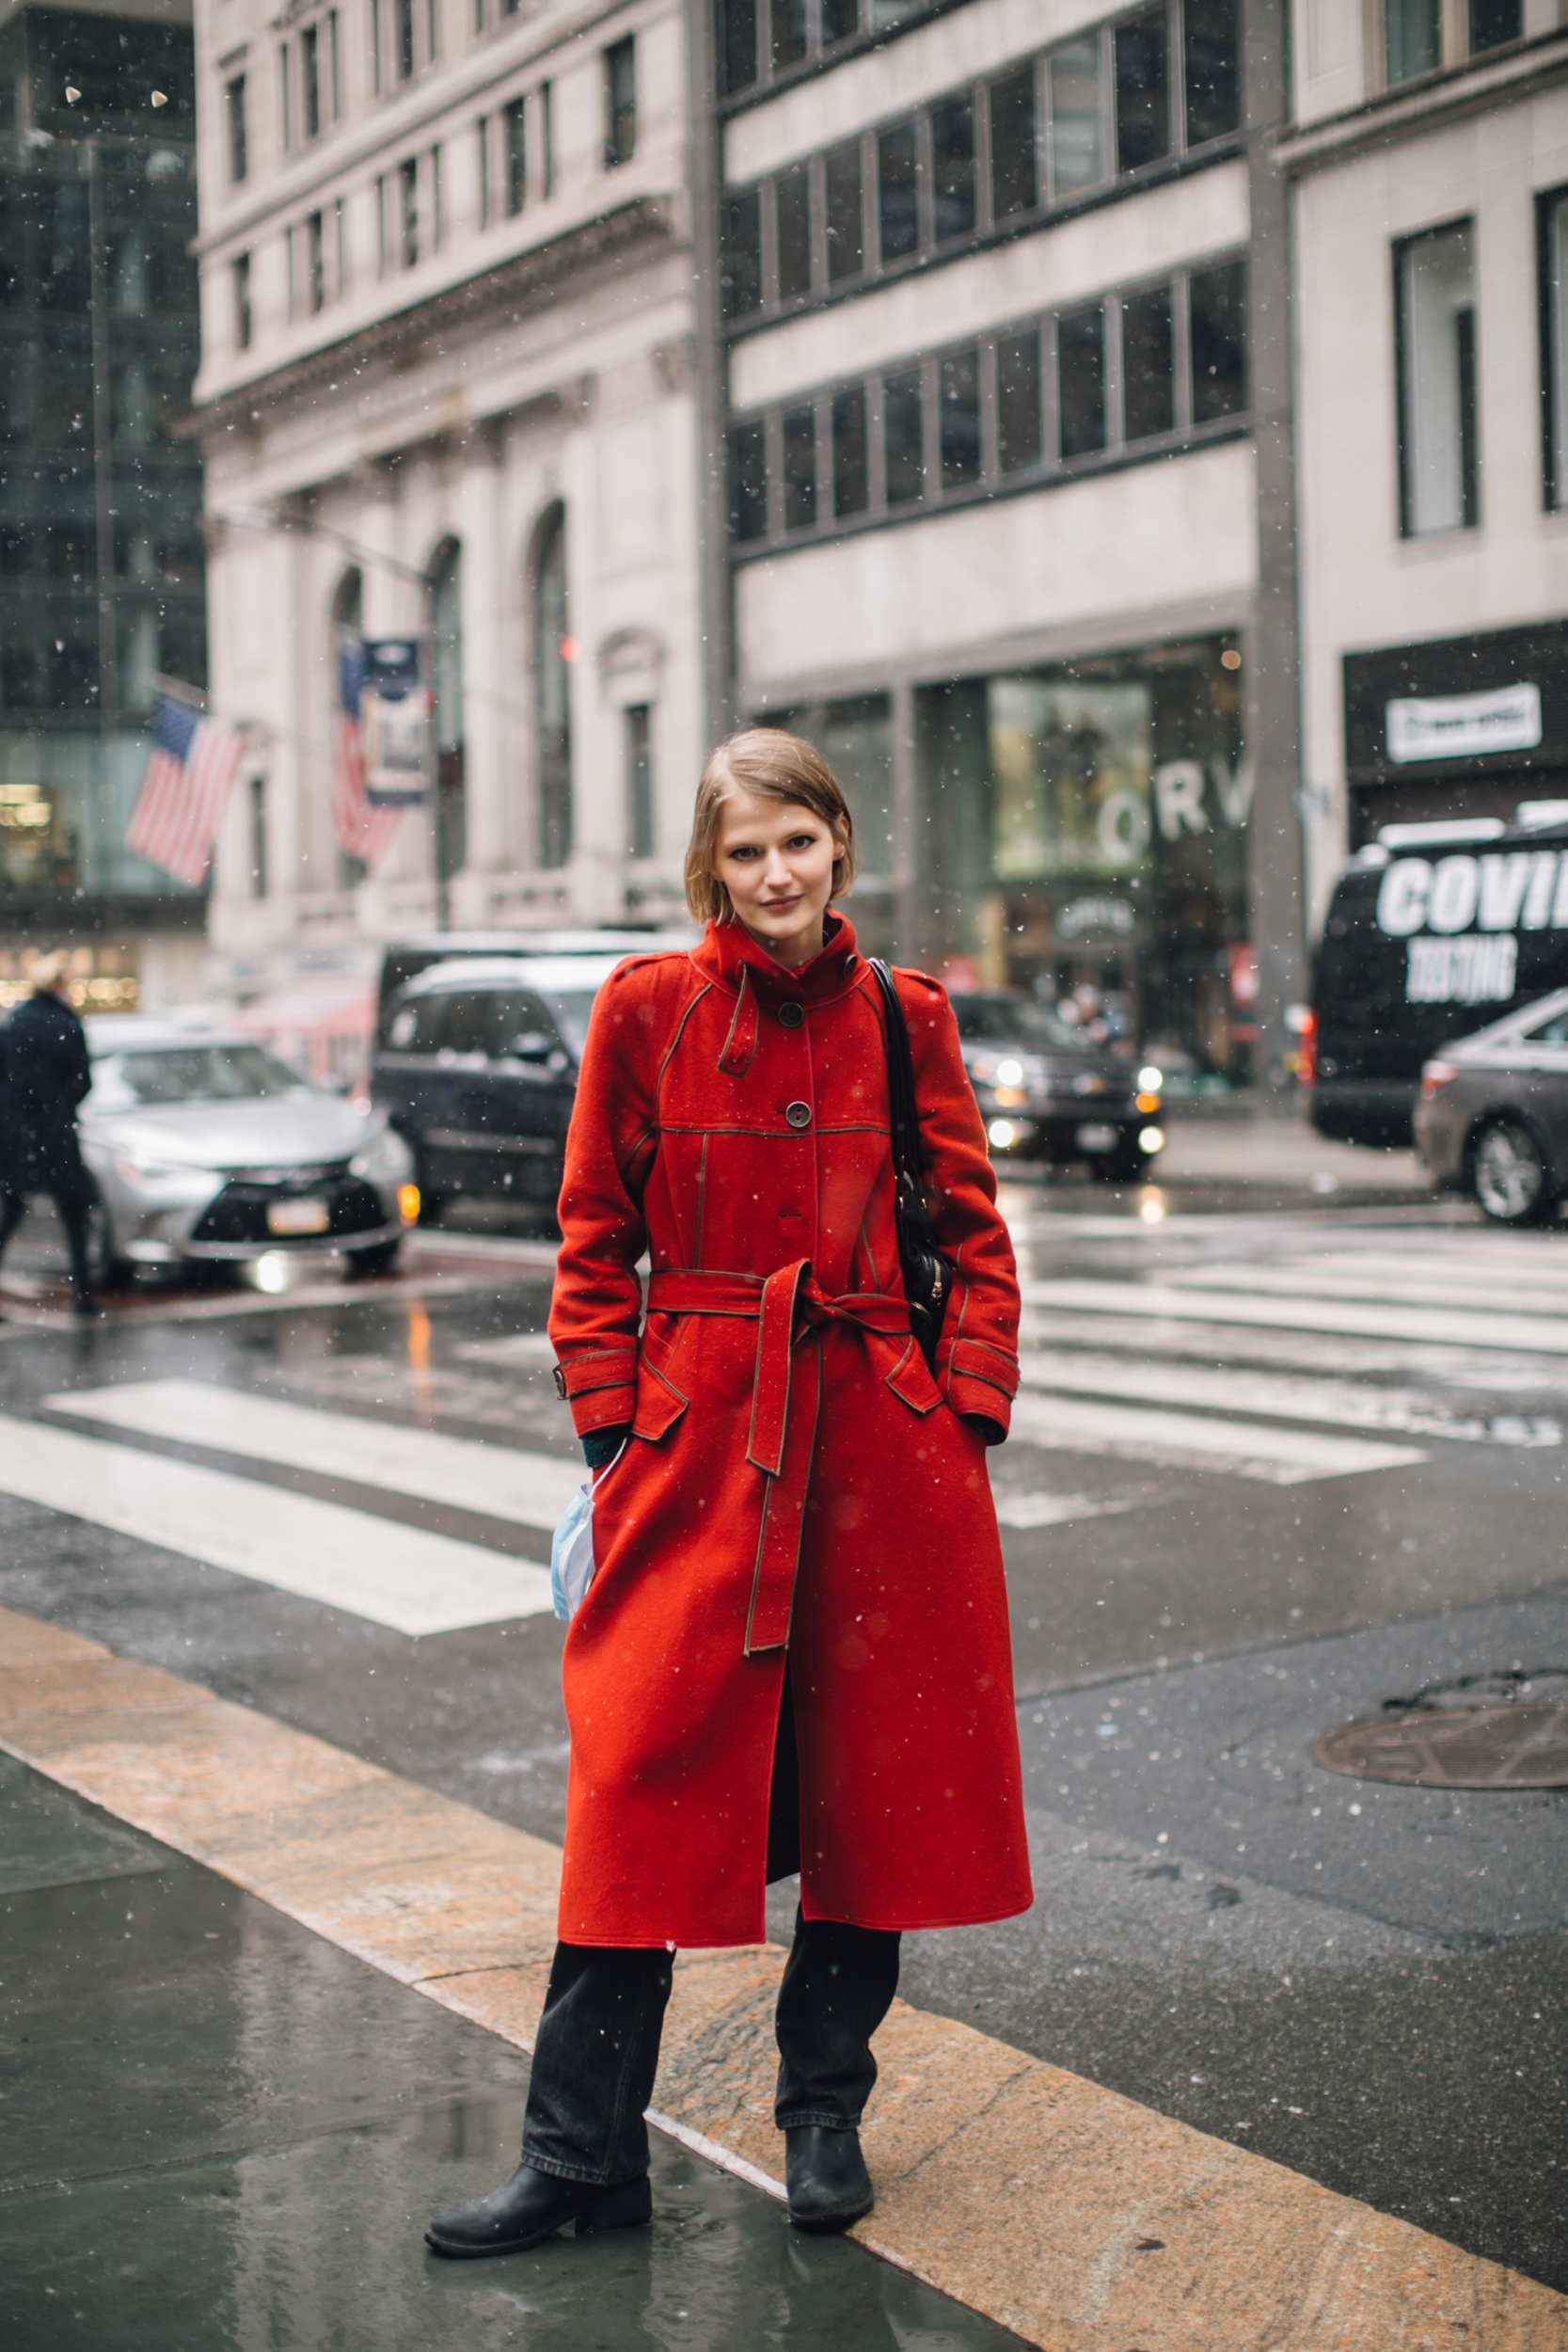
[
  {"xmin": 374, "ymin": 930, "xmax": 691, "ymax": 1050},
  {"xmin": 1310, "ymin": 811, "xmax": 1568, "ymax": 1145}
]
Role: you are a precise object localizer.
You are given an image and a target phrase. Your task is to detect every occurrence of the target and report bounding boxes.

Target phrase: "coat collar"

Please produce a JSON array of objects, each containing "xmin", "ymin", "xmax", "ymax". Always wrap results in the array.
[{"xmin": 692, "ymin": 911, "xmax": 864, "ymax": 1007}]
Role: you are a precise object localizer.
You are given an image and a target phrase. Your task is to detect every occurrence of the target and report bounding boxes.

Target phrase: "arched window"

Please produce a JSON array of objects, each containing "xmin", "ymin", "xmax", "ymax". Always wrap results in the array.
[
  {"xmin": 533, "ymin": 504, "xmax": 572, "ymax": 868},
  {"xmin": 430, "ymin": 538, "xmax": 465, "ymax": 882}
]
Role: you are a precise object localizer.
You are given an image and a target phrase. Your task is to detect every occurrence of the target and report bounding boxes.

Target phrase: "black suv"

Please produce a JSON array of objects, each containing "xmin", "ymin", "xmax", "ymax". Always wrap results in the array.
[
  {"xmin": 953, "ymin": 993, "xmax": 1163, "ymax": 1182},
  {"xmin": 372, "ymin": 953, "xmax": 624, "ymax": 1218}
]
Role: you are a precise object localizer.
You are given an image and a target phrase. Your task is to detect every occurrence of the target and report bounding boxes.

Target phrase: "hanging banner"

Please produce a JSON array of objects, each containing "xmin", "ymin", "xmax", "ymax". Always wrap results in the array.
[{"xmin": 360, "ymin": 639, "xmax": 432, "ymax": 807}]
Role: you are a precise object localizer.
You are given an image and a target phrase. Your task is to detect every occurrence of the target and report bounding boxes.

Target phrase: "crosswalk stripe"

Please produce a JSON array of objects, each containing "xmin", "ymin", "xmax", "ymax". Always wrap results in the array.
[
  {"xmin": 1022, "ymin": 1278, "xmax": 1568, "ymax": 1355},
  {"xmin": 1015, "ymin": 1351, "xmax": 1559, "ymax": 1443},
  {"xmin": 0, "ymin": 1416, "xmax": 556, "ymax": 1636},
  {"xmin": 47, "ymin": 1379, "xmax": 582, "ymax": 1533},
  {"xmin": 1007, "ymin": 1391, "xmax": 1426, "ymax": 1483},
  {"xmin": 1164, "ymin": 1262, "xmax": 1568, "ymax": 1314},
  {"xmin": 990, "ymin": 1488, "xmax": 1150, "ymax": 1529}
]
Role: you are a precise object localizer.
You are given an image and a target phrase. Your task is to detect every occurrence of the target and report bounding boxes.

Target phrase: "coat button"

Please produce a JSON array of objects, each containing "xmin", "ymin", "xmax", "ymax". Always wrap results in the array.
[
  {"xmin": 784, "ymin": 1102, "xmax": 812, "ymax": 1130},
  {"xmin": 843, "ymin": 954, "xmax": 858, "ymax": 973},
  {"xmin": 778, "ymin": 1000, "xmax": 804, "ymax": 1028}
]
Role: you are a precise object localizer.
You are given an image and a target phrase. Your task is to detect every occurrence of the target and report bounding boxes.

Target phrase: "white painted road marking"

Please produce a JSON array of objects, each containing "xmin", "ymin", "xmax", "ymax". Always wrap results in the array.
[
  {"xmin": 47, "ymin": 1379, "xmax": 582, "ymax": 1533},
  {"xmin": 1015, "ymin": 1352, "xmax": 1560, "ymax": 1443},
  {"xmin": 0, "ymin": 1416, "xmax": 555, "ymax": 1636},
  {"xmin": 1007, "ymin": 1391, "xmax": 1426, "ymax": 1484},
  {"xmin": 990, "ymin": 1489, "xmax": 1151, "ymax": 1529},
  {"xmin": 1165, "ymin": 1261, "xmax": 1568, "ymax": 1313},
  {"xmin": 1022, "ymin": 1279, "xmax": 1568, "ymax": 1356}
]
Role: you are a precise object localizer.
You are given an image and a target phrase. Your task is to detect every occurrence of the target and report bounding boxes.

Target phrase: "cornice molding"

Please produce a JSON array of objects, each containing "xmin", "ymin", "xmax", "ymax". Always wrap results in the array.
[
  {"xmin": 1276, "ymin": 30, "xmax": 1568, "ymax": 172},
  {"xmin": 183, "ymin": 195, "xmax": 676, "ymax": 444}
]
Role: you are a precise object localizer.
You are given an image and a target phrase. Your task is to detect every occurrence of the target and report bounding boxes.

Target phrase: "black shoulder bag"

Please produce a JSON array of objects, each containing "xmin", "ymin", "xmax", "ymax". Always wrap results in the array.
[{"xmin": 869, "ymin": 957, "xmax": 955, "ymax": 1377}]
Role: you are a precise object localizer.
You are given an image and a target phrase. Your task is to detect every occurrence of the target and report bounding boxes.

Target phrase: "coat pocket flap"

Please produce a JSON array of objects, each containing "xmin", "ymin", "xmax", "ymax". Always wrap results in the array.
[
  {"xmin": 633, "ymin": 1353, "xmax": 690, "ymax": 1440},
  {"xmin": 883, "ymin": 1335, "xmax": 942, "ymax": 1415}
]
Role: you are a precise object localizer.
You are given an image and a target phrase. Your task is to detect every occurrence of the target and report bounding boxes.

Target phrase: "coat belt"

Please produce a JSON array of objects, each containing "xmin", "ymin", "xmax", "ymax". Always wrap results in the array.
[{"xmin": 642, "ymin": 1263, "xmax": 914, "ymax": 1654}]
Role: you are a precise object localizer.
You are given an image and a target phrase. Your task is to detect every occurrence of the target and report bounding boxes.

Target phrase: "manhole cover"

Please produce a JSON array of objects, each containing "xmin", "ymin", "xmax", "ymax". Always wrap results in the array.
[{"xmin": 1312, "ymin": 1700, "xmax": 1568, "ymax": 1788}]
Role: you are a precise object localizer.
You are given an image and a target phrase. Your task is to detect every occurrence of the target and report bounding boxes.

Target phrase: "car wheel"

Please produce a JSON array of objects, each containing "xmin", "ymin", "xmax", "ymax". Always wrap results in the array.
[
  {"xmin": 1472, "ymin": 1120, "xmax": 1555, "ymax": 1225},
  {"xmin": 84, "ymin": 1195, "xmax": 132, "ymax": 1291},
  {"xmin": 346, "ymin": 1238, "xmax": 402, "ymax": 1279}
]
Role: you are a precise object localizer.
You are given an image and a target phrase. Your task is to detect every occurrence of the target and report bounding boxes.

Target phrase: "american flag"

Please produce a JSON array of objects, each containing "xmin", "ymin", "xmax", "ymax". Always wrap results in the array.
[
  {"xmin": 334, "ymin": 644, "xmax": 404, "ymax": 866},
  {"xmin": 127, "ymin": 694, "xmax": 245, "ymax": 888}
]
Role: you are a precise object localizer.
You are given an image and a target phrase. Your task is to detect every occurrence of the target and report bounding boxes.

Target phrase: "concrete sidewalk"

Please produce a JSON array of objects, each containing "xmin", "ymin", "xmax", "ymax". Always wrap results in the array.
[{"xmin": 4, "ymin": 1605, "xmax": 1562, "ymax": 2351}]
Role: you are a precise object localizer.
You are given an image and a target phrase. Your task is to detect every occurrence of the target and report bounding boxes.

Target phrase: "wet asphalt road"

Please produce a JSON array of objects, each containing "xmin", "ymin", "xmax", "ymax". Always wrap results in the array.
[{"xmin": 0, "ymin": 1177, "xmax": 1564, "ymax": 2293}]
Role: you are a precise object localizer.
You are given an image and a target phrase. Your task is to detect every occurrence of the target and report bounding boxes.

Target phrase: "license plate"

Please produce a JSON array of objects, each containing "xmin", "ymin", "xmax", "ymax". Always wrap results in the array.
[
  {"xmin": 267, "ymin": 1196, "xmax": 331, "ymax": 1236},
  {"xmin": 1075, "ymin": 1123, "xmax": 1118, "ymax": 1152}
]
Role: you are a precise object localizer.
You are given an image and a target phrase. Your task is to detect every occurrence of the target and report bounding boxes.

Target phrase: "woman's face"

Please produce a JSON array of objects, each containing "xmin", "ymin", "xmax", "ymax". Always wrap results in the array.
[{"xmin": 713, "ymin": 791, "xmax": 844, "ymax": 969}]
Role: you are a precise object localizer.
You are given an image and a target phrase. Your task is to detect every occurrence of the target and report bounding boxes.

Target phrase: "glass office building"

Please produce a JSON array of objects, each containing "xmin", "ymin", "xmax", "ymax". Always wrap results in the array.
[{"xmin": 0, "ymin": 4, "xmax": 204, "ymax": 997}]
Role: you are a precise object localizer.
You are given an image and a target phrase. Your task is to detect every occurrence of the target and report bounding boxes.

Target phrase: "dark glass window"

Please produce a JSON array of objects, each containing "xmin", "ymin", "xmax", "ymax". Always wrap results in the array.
[
  {"xmin": 1189, "ymin": 260, "xmax": 1246, "ymax": 421},
  {"xmin": 1058, "ymin": 305, "xmax": 1106, "ymax": 456},
  {"xmin": 825, "ymin": 141, "xmax": 863, "ymax": 281},
  {"xmin": 302, "ymin": 23, "xmax": 321, "ymax": 138},
  {"xmin": 879, "ymin": 121, "xmax": 919, "ymax": 264},
  {"xmin": 1385, "ymin": 0, "xmax": 1438, "ymax": 83},
  {"xmin": 1122, "ymin": 285, "xmax": 1174, "ymax": 439},
  {"xmin": 721, "ymin": 0, "xmax": 758, "ymax": 96},
  {"xmin": 1115, "ymin": 8, "xmax": 1169, "ymax": 175},
  {"xmin": 832, "ymin": 386, "xmax": 868, "ymax": 516},
  {"xmin": 1183, "ymin": 0, "xmax": 1240, "ymax": 144},
  {"xmin": 997, "ymin": 328, "xmax": 1042, "ymax": 472},
  {"xmin": 730, "ymin": 420, "xmax": 768, "ymax": 540},
  {"xmin": 306, "ymin": 210, "xmax": 325, "ymax": 312},
  {"xmin": 626, "ymin": 705, "xmax": 655, "ymax": 858},
  {"xmin": 931, "ymin": 97, "xmax": 975, "ymax": 243},
  {"xmin": 226, "ymin": 74, "xmax": 247, "ymax": 183},
  {"xmin": 783, "ymin": 405, "xmax": 817, "ymax": 530},
  {"xmin": 399, "ymin": 154, "xmax": 419, "ymax": 266},
  {"xmin": 397, "ymin": 0, "xmax": 415, "ymax": 80},
  {"xmin": 822, "ymin": 0, "xmax": 860, "ymax": 40},
  {"xmin": 1468, "ymin": 0, "xmax": 1521, "ymax": 48},
  {"xmin": 542, "ymin": 82, "xmax": 555, "ymax": 193},
  {"xmin": 721, "ymin": 189, "xmax": 763, "ymax": 319},
  {"xmin": 605, "ymin": 37, "xmax": 636, "ymax": 168},
  {"xmin": 883, "ymin": 368, "xmax": 924, "ymax": 502},
  {"xmin": 233, "ymin": 251, "xmax": 252, "ymax": 349},
  {"xmin": 989, "ymin": 65, "xmax": 1037, "ymax": 220},
  {"xmin": 505, "ymin": 97, "xmax": 527, "ymax": 216},
  {"xmin": 770, "ymin": 0, "xmax": 807, "ymax": 72},
  {"xmin": 939, "ymin": 349, "xmax": 981, "ymax": 487},
  {"xmin": 777, "ymin": 166, "xmax": 812, "ymax": 301},
  {"xmin": 535, "ymin": 509, "xmax": 572, "ymax": 867}
]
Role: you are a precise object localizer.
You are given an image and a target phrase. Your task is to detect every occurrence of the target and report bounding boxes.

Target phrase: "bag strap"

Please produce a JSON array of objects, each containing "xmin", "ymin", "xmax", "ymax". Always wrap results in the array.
[{"xmin": 868, "ymin": 956, "xmax": 924, "ymax": 1214}]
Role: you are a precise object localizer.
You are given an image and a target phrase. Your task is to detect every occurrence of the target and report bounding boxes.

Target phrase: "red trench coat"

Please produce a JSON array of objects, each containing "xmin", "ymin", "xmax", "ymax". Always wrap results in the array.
[{"xmin": 548, "ymin": 913, "xmax": 1034, "ymax": 1948}]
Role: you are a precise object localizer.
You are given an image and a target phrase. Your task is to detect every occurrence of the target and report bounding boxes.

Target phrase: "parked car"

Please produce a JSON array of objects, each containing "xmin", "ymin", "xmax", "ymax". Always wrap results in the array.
[
  {"xmin": 951, "ymin": 993, "xmax": 1164, "ymax": 1182},
  {"xmin": 1414, "ymin": 984, "xmax": 1568, "ymax": 1224},
  {"xmin": 1308, "ymin": 809, "xmax": 1568, "ymax": 1147},
  {"xmin": 372, "ymin": 954, "xmax": 626, "ymax": 1217},
  {"xmin": 78, "ymin": 1019, "xmax": 417, "ymax": 1286},
  {"xmin": 374, "ymin": 930, "xmax": 694, "ymax": 1049}
]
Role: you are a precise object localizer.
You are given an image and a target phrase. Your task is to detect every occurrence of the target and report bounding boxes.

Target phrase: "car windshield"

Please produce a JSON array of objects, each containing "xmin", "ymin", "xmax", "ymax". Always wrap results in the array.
[
  {"xmin": 544, "ymin": 989, "xmax": 600, "ymax": 1058},
  {"xmin": 952, "ymin": 995, "xmax": 1082, "ymax": 1051},
  {"xmin": 95, "ymin": 1046, "xmax": 318, "ymax": 1106}
]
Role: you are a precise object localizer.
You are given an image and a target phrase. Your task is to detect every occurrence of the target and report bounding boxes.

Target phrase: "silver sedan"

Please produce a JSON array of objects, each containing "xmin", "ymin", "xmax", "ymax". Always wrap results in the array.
[{"xmin": 80, "ymin": 1019, "xmax": 418, "ymax": 1287}]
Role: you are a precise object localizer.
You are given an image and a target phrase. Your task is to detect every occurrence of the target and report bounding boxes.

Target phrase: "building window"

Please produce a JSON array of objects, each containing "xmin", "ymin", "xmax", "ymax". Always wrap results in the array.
[
  {"xmin": 278, "ymin": 41, "xmax": 293, "ymax": 149},
  {"xmin": 605, "ymin": 36, "xmax": 636, "ymax": 168},
  {"xmin": 431, "ymin": 145, "xmax": 443, "ymax": 246},
  {"xmin": 376, "ymin": 174, "xmax": 389, "ymax": 274},
  {"xmin": 1543, "ymin": 188, "xmax": 1568, "ymax": 510},
  {"xmin": 1058, "ymin": 304, "xmax": 1107, "ymax": 456},
  {"xmin": 479, "ymin": 116, "xmax": 492, "ymax": 227},
  {"xmin": 729, "ymin": 421, "xmax": 768, "ymax": 539},
  {"xmin": 719, "ymin": 0, "xmax": 1239, "ymax": 328},
  {"xmin": 335, "ymin": 196, "xmax": 348, "ymax": 294},
  {"xmin": 1396, "ymin": 220, "xmax": 1478, "ymax": 536},
  {"xmin": 505, "ymin": 96, "xmax": 527, "ymax": 215},
  {"xmin": 371, "ymin": 0, "xmax": 382, "ymax": 93},
  {"xmin": 541, "ymin": 82, "xmax": 554, "ymax": 194},
  {"xmin": 534, "ymin": 506, "xmax": 572, "ymax": 868},
  {"xmin": 226, "ymin": 73, "xmax": 247, "ymax": 183},
  {"xmin": 431, "ymin": 539, "xmax": 466, "ymax": 882},
  {"xmin": 783, "ymin": 404, "xmax": 817, "ymax": 530},
  {"xmin": 249, "ymin": 774, "xmax": 267, "ymax": 897},
  {"xmin": 1121, "ymin": 284, "xmax": 1174, "ymax": 439},
  {"xmin": 832, "ymin": 385, "xmax": 868, "ymax": 516},
  {"xmin": 427, "ymin": 0, "xmax": 440, "ymax": 64},
  {"xmin": 1385, "ymin": 0, "xmax": 1439, "ymax": 83},
  {"xmin": 400, "ymin": 154, "xmax": 419, "ymax": 265},
  {"xmin": 883, "ymin": 368, "xmax": 924, "ymax": 503},
  {"xmin": 939, "ymin": 348, "xmax": 981, "ymax": 486},
  {"xmin": 997, "ymin": 328, "xmax": 1042, "ymax": 472},
  {"xmin": 772, "ymin": 0, "xmax": 808, "ymax": 74},
  {"xmin": 306, "ymin": 210, "xmax": 325, "ymax": 310},
  {"xmin": 1469, "ymin": 0, "xmax": 1521, "ymax": 50},
  {"xmin": 232, "ymin": 250, "xmax": 252, "ymax": 349},
  {"xmin": 1190, "ymin": 259, "xmax": 1246, "ymax": 421},
  {"xmin": 328, "ymin": 11, "xmax": 341, "ymax": 116},
  {"xmin": 397, "ymin": 0, "xmax": 415, "ymax": 81},
  {"xmin": 718, "ymin": 0, "xmax": 927, "ymax": 98},
  {"xmin": 626, "ymin": 704, "xmax": 655, "ymax": 858},
  {"xmin": 721, "ymin": 0, "xmax": 760, "ymax": 97},
  {"xmin": 302, "ymin": 22, "xmax": 321, "ymax": 137}
]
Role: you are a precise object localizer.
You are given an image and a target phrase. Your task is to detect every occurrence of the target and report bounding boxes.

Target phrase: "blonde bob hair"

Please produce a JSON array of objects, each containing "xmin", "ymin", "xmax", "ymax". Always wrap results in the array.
[{"xmin": 684, "ymin": 728, "xmax": 857, "ymax": 924}]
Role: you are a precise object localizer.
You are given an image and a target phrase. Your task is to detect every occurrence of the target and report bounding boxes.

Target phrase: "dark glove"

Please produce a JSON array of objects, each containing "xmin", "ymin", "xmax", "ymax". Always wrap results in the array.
[
  {"xmin": 961, "ymin": 1414, "xmax": 1006, "ymax": 1447},
  {"xmin": 581, "ymin": 1424, "xmax": 631, "ymax": 1471}
]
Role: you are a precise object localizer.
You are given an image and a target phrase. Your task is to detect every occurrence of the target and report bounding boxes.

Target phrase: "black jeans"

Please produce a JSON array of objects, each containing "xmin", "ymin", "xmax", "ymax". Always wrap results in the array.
[
  {"xmin": 0, "ymin": 1186, "xmax": 93, "ymax": 1301},
  {"xmin": 521, "ymin": 1910, "xmax": 902, "ymax": 2187}
]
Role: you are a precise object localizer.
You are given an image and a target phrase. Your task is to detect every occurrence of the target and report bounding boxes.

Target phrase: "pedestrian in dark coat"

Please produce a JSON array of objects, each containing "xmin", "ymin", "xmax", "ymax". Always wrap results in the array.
[
  {"xmin": 427, "ymin": 730, "xmax": 1031, "ymax": 2266},
  {"xmin": 0, "ymin": 955, "xmax": 98, "ymax": 1312}
]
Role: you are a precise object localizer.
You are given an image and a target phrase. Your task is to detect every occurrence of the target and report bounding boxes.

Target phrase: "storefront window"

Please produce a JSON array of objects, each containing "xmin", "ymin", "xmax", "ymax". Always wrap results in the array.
[{"xmin": 915, "ymin": 636, "xmax": 1250, "ymax": 1088}]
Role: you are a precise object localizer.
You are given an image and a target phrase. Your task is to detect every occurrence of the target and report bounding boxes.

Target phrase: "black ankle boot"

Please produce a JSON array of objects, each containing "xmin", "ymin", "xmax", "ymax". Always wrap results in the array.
[
  {"xmin": 784, "ymin": 2126, "xmax": 873, "ymax": 2233},
  {"xmin": 425, "ymin": 2162, "xmax": 651, "ymax": 2258}
]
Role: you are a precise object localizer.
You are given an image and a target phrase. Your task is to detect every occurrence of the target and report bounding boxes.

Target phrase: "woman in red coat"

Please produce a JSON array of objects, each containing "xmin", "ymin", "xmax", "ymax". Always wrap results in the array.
[{"xmin": 428, "ymin": 729, "xmax": 1031, "ymax": 2262}]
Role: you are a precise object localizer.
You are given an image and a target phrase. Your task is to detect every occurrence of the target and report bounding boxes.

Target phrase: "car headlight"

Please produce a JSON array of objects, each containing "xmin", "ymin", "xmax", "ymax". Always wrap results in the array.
[
  {"xmin": 117, "ymin": 1156, "xmax": 219, "ymax": 1188},
  {"xmin": 350, "ymin": 1122, "xmax": 415, "ymax": 1182}
]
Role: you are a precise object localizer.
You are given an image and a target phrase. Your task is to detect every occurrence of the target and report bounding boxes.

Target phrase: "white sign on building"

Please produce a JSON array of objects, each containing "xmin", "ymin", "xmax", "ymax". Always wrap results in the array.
[{"xmin": 1386, "ymin": 684, "xmax": 1543, "ymax": 765}]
